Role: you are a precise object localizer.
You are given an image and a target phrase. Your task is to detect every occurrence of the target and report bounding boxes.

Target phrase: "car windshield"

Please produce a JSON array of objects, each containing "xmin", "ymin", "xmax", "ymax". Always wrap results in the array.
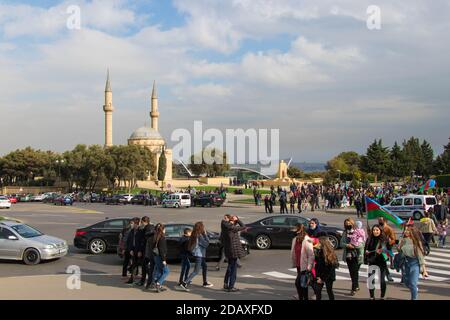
[{"xmin": 11, "ymin": 224, "xmax": 43, "ymax": 238}]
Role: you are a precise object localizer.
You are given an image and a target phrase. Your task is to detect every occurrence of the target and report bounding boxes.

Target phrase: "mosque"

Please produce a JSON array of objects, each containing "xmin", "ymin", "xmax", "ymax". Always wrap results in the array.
[{"xmin": 102, "ymin": 71, "xmax": 172, "ymax": 182}]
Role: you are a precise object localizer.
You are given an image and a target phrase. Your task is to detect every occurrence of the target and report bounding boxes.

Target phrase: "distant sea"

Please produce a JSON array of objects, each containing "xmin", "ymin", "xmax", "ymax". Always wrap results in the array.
[{"xmin": 291, "ymin": 162, "xmax": 326, "ymax": 173}]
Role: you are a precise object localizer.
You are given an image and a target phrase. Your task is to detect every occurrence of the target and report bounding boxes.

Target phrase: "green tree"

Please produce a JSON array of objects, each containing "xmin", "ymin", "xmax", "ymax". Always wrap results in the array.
[
  {"xmin": 434, "ymin": 137, "xmax": 450, "ymax": 174},
  {"xmin": 402, "ymin": 137, "xmax": 422, "ymax": 175},
  {"xmin": 287, "ymin": 166, "xmax": 304, "ymax": 179},
  {"xmin": 361, "ymin": 139, "xmax": 391, "ymax": 181},
  {"xmin": 388, "ymin": 141, "xmax": 408, "ymax": 178},
  {"xmin": 418, "ymin": 140, "xmax": 434, "ymax": 178},
  {"xmin": 158, "ymin": 147, "xmax": 167, "ymax": 182}
]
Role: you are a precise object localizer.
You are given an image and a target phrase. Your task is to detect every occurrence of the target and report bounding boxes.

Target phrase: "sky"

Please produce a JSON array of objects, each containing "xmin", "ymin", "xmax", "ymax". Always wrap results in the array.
[{"xmin": 0, "ymin": 0, "xmax": 449, "ymax": 163}]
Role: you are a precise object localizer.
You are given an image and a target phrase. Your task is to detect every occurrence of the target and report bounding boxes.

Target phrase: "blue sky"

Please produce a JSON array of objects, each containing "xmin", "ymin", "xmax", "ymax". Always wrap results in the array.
[{"xmin": 0, "ymin": 0, "xmax": 449, "ymax": 163}]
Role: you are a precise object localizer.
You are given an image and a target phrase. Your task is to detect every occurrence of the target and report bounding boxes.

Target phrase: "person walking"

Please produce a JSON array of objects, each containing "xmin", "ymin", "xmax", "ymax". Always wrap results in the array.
[
  {"xmin": 290, "ymin": 195, "xmax": 296, "ymax": 214},
  {"xmin": 418, "ymin": 211, "xmax": 438, "ymax": 248},
  {"xmin": 290, "ymin": 223, "xmax": 305, "ymax": 300},
  {"xmin": 398, "ymin": 226, "xmax": 428, "ymax": 300},
  {"xmin": 264, "ymin": 195, "xmax": 270, "ymax": 213},
  {"xmin": 177, "ymin": 228, "xmax": 192, "ymax": 287},
  {"xmin": 135, "ymin": 216, "xmax": 155, "ymax": 287},
  {"xmin": 378, "ymin": 217, "xmax": 396, "ymax": 282},
  {"xmin": 222, "ymin": 215, "xmax": 247, "ymax": 292},
  {"xmin": 149, "ymin": 223, "xmax": 170, "ymax": 292},
  {"xmin": 124, "ymin": 217, "xmax": 141, "ymax": 284},
  {"xmin": 341, "ymin": 218, "xmax": 364, "ymax": 296},
  {"xmin": 307, "ymin": 218, "xmax": 321, "ymax": 239},
  {"xmin": 364, "ymin": 225, "xmax": 389, "ymax": 300},
  {"xmin": 180, "ymin": 222, "xmax": 213, "ymax": 290},
  {"xmin": 355, "ymin": 196, "xmax": 363, "ymax": 218},
  {"xmin": 437, "ymin": 218, "xmax": 448, "ymax": 248},
  {"xmin": 298, "ymin": 226, "xmax": 315, "ymax": 300},
  {"xmin": 120, "ymin": 220, "xmax": 133, "ymax": 279},
  {"xmin": 313, "ymin": 234, "xmax": 339, "ymax": 300}
]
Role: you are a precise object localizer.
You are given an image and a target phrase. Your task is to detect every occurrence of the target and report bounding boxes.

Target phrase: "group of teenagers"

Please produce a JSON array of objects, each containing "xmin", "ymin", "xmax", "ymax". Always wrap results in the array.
[
  {"xmin": 119, "ymin": 214, "xmax": 248, "ymax": 293},
  {"xmin": 290, "ymin": 216, "xmax": 433, "ymax": 300}
]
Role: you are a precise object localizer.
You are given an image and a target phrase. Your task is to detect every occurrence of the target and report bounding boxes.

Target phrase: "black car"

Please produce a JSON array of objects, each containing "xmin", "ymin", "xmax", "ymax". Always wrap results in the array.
[
  {"xmin": 105, "ymin": 194, "xmax": 127, "ymax": 205},
  {"xmin": 192, "ymin": 194, "xmax": 225, "ymax": 207},
  {"xmin": 74, "ymin": 218, "xmax": 251, "ymax": 260},
  {"xmin": 240, "ymin": 215, "xmax": 344, "ymax": 250},
  {"xmin": 74, "ymin": 218, "xmax": 131, "ymax": 254},
  {"xmin": 130, "ymin": 194, "xmax": 158, "ymax": 206}
]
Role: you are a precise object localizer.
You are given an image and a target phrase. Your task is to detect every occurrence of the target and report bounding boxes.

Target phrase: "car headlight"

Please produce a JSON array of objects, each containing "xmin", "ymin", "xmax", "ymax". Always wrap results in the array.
[
  {"xmin": 45, "ymin": 244, "xmax": 56, "ymax": 249},
  {"xmin": 240, "ymin": 239, "xmax": 247, "ymax": 244},
  {"xmin": 336, "ymin": 230, "xmax": 343, "ymax": 235}
]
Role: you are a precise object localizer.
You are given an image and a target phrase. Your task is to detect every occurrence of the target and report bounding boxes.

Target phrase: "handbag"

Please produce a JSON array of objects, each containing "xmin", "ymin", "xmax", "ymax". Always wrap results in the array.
[{"xmin": 152, "ymin": 239, "xmax": 160, "ymax": 256}]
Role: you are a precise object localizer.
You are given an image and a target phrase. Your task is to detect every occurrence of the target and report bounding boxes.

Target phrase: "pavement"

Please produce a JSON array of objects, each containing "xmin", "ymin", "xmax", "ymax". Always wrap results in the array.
[{"xmin": 1, "ymin": 201, "xmax": 449, "ymax": 300}]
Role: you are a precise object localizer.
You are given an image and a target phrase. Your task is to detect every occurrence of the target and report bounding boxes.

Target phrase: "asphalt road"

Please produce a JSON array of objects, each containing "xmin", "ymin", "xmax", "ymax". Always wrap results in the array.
[{"xmin": 1, "ymin": 202, "xmax": 449, "ymax": 300}]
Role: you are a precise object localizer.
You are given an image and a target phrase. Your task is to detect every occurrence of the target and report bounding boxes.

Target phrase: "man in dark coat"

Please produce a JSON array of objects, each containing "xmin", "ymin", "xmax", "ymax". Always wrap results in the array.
[
  {"xmin": 222, "ymin": 215, "xmax": 247, "ymax": 292},
  {"xmin": 136, "ymin": 216, "xmax": 155, "ymax": 287},
  {"xmin": 124, "ymin": 217, "xmax": 141, "ymax": 284}
]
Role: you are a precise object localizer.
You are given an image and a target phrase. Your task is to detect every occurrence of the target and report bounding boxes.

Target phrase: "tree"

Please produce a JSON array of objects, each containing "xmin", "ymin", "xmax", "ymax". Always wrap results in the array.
[
  {"xmin": 188, "ymin": 148, "xmax": 229, "ymax": 177},
  {"xmin": 418, "ymin": 140, "xmax": 434, "ymax": 178},
  {"xmin": 361, "ymin": 139, "xmax": 391, "ymax": 181},
  {"xmin": 158, "ymin": 147, "xmax": 167, "ymax": 182},
  {"xmin": 326, "ymin": 151, "xmax": 362, "ymax": 182},
  {"xmin": 287, "ymin": 166, "xmax": 304, "ymax": 179},
  {"xmin": 402, "ymin": 137, "xmax": 422, "ymax": 175},
  {"xmin": 388, "ymin": 141, "xmax": 408, "ymax": 178},
  {"xmin": 434, "ymin": 137, "xmax": 450, "ymax": 174}
]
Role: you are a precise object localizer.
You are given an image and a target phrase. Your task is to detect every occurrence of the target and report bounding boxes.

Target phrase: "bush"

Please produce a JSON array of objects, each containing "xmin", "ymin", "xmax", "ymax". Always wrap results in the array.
[{"xmin": 435, "ymin": 174, "xmax": 450, "ymax": 188}]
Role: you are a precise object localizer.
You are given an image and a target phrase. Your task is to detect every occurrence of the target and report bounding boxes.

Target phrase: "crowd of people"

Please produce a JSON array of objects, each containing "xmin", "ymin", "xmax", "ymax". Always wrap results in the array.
[
  {"xmin": 289, "ymin": 214, "xmax": 446, "ymax": 300},
  {"xmin": 118, "ymin": 214, "xmax": 248, "ymax": 293}
]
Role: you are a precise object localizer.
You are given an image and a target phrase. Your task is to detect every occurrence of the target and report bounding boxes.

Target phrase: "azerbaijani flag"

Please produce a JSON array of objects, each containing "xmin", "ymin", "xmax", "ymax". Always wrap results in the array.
[
  {"xmin": 419, "ymin": 179, "xmax": 437, "ymax": 193},
  {"xmin": 365, "ymin": 196, "xmax": 405, "ymax": 229}
]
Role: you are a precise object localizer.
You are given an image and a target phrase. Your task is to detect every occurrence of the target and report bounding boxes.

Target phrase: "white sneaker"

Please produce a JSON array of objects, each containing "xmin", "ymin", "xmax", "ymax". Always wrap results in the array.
[{"xmin": 203, "ymin": 282, "xmax": 214, "ymax": 288}]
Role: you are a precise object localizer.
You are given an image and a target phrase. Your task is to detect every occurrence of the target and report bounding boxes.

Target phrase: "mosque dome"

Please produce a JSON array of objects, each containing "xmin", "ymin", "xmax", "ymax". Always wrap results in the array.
[{"xmin": 129, "ymin": 126, "xmax": 164, "ymax": 141}]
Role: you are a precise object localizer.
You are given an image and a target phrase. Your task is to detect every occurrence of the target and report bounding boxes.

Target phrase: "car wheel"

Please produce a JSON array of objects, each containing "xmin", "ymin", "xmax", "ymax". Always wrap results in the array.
[
  {"xmin": 207, "ymin": 202, "xmax": 212, "ymax": 207},
  {"xmin": 175, "ymin": 203, "xmax": 180, "ymax": 208},
  {"xmin": 255, "ymin": 234, "xmax": 272, "ymax": 250},
  {"xmin": 89, "ymin": 239, "xmax": 107, "ymax": 254},
  {"xmin": 328, "ymin": 235, "xmax": 339, "ymax": 249},
  {"xmin": 413, "ymin": 211, "xmax": 422, "ymax": 220},
  {"xmin": 23, "ymin": 248, "xmax": 41, "ymax": 265}
]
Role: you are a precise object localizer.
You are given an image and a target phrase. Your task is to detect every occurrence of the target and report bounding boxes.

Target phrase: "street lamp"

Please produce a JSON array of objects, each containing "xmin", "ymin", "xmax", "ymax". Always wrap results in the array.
[{"xmin": 337, "ymin": 170, "xmax": 341, "ymax": 183}]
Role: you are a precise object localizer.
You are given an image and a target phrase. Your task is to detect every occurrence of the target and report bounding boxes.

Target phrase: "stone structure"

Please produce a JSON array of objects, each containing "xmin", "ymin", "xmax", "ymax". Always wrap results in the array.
[{"xmin": 103, "ymin": 73, "xmax": 172, "ymax": 182}]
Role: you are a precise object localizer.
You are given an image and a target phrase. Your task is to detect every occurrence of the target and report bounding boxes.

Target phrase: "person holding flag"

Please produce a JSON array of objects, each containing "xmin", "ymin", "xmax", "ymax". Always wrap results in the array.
[{"xmin": 377, "ymin": 217, "xmax": 396, "ymax": 282}]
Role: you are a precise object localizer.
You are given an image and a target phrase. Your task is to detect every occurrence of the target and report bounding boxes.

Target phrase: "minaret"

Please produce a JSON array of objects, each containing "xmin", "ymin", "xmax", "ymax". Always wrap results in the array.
[
  {"xmin": 150, "ymin": 80, "xmax": 159, "ymax": 131},
  {"xmin": 103, "ymin": 69, "xmax": 114, "ymax": 147}
]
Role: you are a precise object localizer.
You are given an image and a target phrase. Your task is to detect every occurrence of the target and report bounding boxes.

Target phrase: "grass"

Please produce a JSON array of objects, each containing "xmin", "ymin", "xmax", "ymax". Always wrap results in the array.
[
  {"xmin": 0, "ymin": 216, "xmax": 4, "ymax": 221},
  {"xmin": 229, "ymin": 198, "xmax": 258, "ymax": 204}
]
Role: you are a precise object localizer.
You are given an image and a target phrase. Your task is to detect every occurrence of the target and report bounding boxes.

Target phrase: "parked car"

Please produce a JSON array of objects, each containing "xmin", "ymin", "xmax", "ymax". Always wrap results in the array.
[
  {"xmin": 0, "ymin": 220, "xmax": 68, "ymax": 265},
  {"xmin": 30, "ymin": 194, "xmax": 46, "ymax": 202},
  {"xmin": 192, "ymin": 193, "xmax": 225, "ymax": 207},
  {"xmin": 130, "ymin": 194, "xmax": 158, "ymax": 206},
  {"xmin": 74, "ymin": 217, "xmax": 131, "ymax": 254},
  {"xmin": 43, "ymin": 193, "xmax": 60, "ymax": 204},
  {"xmin": 234, "ymin": 189, "xmax": 244, "ymax": 195},
  {"xmin": 18, "ymin": 194, "xmax": 33, "ymax": 202},
  {"xmin": 53, "ymin": 195, "xmax": 73, "ymax": 206},
  {"xmin": 121, "ymin": 194, "xmax": 134, "ymax": 203},
  {"xmin": 240, "ymin": 215, "xmax": 344, "ymax": 250},
  {"xmin": 0, "ymin": 196, "xmax": 12, "ymax": 209},
  {"xmin": 105, "ymin": 194, "xmax": 128, "ymax": 205},
  {"xmin": 162, "ymin": 193, "xmax": 191, "ymax": 208},
  {"xmin": 384, "ymin": 194, "xmax": 438, "ymax": 220},
  {"xmin": 7, "ymin": 195, "xmax": 17, "ymax": 204}
]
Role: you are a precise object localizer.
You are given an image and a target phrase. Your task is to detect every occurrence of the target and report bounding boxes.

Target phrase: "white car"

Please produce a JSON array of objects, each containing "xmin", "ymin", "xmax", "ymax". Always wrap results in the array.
[
  {"xmin": 0, "ymin": 196, "xmax": 11, "ymax": 209},
  {"xmin": 384, "ymin": 194, "xmax": 437, "ymax": 220},
  {"xmin": 31, "ymin": 194, "xmax": 46, "ymax": 202},
  {"xmin": 121, "ymin": 194, "xmax": 134, "ymax": 202},
  {"xmin": 162, "ymin": 193, "xmax": 191, "ymax": 208}
]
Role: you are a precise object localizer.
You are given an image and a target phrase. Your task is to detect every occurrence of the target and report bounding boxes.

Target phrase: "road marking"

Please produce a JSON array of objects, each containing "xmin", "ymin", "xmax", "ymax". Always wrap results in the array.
[
  {"xmin": 423, "ymin": 261, "xmax": 450, "ymax": 269},
  {"xmin": 427, "ymin": 251, "xmax": 450, "ymax": 258},
  {"xmin": 425, "ymin": 256, "xmax": 450, "ymax": 263},
  {"xmin": 241, "ymin": 275, "xmax": 255, "ymax": 278},
  {"xmin": 262, "ymin": 271, "xmax": 296, "ymax": 279},
  {"xmin": 430, "ymin": 247, "xmax": 450, "ymax": 254}
]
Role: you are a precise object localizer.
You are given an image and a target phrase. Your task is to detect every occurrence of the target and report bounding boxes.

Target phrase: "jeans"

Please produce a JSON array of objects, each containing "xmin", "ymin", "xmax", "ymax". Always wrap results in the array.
[
  {"xmin": 140, "ymin": 257, "xmax": 152, "ymax": 284},
  {"xmin": 439, "ymin": 235, "xmax": 446, "ymax": 247},
  {"xmin": 346, "ymin": 258, "xmax": 360, "ymax": 291},
  {"xmin": 423, "ymin": 233, "xmax": 433, "ymax": 246},
  {"xmin": 179, "ymin": 255, "xmax": 191, "ymax": 284},
  {"xmin": 295, "ymin": 271, "xmax": 309, "ymax": 300},
  {"xmin": 224, "ymin": 258, "xmax": 238, "ymax": 289},
  {"xmin": 404, "ymin": 257, "xmax": 420, "ymax": 300},
  {"xmin": 185, "ymin": 256, "xmax": 207, "ymax": 284},
  {"xmin": 153, "ymin": 255, "xmax": 169, "ymax": 285}
]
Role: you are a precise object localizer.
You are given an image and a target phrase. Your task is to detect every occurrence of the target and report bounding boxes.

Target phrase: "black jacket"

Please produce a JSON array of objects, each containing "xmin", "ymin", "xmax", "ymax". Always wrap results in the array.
[
  {"xmin": 434, "ymin": 205, "xmax": 448, "ymax": 221},
  {"xmin": 147, "ymin": 235, "xmax": 168, "ymax": 261},
  {"xmin": 314, "ymin": 248, "xmax": 337, "ymax": 282},
  {"xmin": 179, "ymin": 235, "xmax": 191, "ymax": 257},
  {"xmin": 125, "ymin": 228, "xmax": 140, "ymax": 252},
  {"xmin": 137, "ymin": 224, "xmax": 155, "ymax": 253},
  {"xmin": 222, "ymin": 219, "xmax": 246, "ymax": 259}
]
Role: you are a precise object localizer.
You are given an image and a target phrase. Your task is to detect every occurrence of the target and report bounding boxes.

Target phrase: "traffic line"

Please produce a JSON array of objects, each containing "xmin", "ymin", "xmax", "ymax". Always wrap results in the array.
[
  {"xmin": 262, "ymin": 271, "xmax": 296, "ymax": 280},
  {"xmin": 428, "ymin": 251, "xmax": 450, "ymax": 258},
  {"xmin": 422, "ymin": 260, "xmax": 450, "ymax": 269},
  {"xmin": 430, "ymin": 247, "xmax": 450, "ymax": 253},
  {"xmin": 425, "ymin": 256, "xmax": 450, "ymax": 263}
]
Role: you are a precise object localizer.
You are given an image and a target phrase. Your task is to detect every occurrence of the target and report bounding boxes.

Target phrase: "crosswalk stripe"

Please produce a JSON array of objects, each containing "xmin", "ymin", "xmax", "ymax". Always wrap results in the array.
[
  {"xmin": 430, "ymin": 247, "xmax": 450, "ymax": 254},
  {"xmin": 427, "ymin": 251, "xmax": 450, "ymax": 258},
  {"xmin": 336, "ymin": 275, "xmax": 352, "ymax": 281},
  {"xmin": 263, "ymin": 271, "xmax": 296, "ymax": 279},
  {"xmin": 425, "ymin": 256, "xmax": 450, "ymax": 263},
  {"xmin": 422, "ymin": 261, "xmax": 450, "ymax": 269}
]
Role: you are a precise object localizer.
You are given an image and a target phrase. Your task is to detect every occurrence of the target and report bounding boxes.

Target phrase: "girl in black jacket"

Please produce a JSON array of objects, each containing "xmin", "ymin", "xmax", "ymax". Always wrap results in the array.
[
  {"xmin": 364, "ymin": 225, "xmax": 389, "ymax": 300},
  {"xmin": 313, "ymin": 234, "xmax": 339, "ymax": 300},
  {"xmin": 150, "ymin": 224, "xmax": 170, "ymax": 292}
]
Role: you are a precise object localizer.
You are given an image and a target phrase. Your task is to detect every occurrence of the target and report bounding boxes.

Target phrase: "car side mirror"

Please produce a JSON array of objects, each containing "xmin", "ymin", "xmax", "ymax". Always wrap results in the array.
[{"xmin": 8, "ymin": 235, "xmax": 18, "ymax": 240}]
